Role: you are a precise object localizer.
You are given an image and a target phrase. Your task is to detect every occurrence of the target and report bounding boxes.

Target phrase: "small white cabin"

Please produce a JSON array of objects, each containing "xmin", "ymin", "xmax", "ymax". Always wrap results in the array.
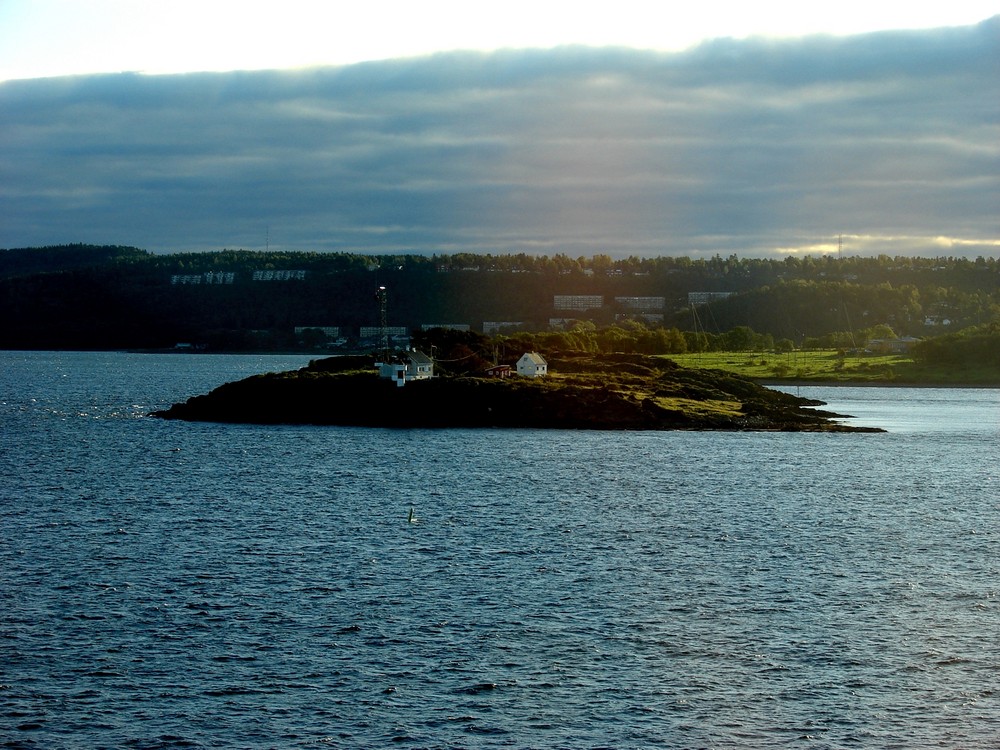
[
  {"xmin": 405, "ymin": 350, "xmax": 434, "ymax": 380},
  {"xmin": 516, "ymin": 352, "xmax": 548, "ymax": 378},
  {"xmin": 378, "ymin": 361, "xmax": 408, "ymax": 387},
  {"xmin": 378, "ymin": 349, "xmax": 434, "ymax": 387}
]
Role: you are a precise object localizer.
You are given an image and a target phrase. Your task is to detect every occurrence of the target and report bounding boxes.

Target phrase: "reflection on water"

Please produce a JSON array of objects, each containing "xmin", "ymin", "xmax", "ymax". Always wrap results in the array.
[
  {"xmin": 2, "ymin": 353, "xmax": 999, "ymax": 748},
  {"xmin": 789, "ymin": 385, "xmax": 1000, "ymax": 434}
]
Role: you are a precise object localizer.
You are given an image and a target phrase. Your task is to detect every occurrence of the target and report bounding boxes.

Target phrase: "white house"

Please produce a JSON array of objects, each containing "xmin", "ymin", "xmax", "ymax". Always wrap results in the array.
[
  {"xmin": 379, "ymin": 361, "xmax": 408, "ymax": 387},
  {"xmin": 516, "ymin": 352, "xmax": 548, "ymax": 377},
  {"xmin": 378, "ymin": 349, "xmax": 434, "ymax": 387},
  {"xmin": 405, "ymin": 350, "xmax": 434, "ymax": 380}
]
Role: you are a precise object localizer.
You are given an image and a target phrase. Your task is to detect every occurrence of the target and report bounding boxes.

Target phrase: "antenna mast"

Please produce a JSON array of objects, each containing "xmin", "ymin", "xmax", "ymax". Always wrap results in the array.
[{"xmin": 375, "ymin": 286, "xmax": 389, "ymax": 362}]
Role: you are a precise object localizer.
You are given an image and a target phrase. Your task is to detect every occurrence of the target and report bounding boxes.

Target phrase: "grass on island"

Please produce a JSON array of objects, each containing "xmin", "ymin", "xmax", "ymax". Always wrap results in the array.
[
  {"xmin": 652, "ymin": 396, "xmax": 744, "ymax": 419},
  {"xmin": 664, "ymin": 349, "xmax": 1000, "ymax": 386}
]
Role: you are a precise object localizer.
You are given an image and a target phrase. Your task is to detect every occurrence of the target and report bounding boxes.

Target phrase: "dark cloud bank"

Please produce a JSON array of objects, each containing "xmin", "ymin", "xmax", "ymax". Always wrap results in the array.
[{"xmin": 2, "ymin": 18, "xmax": 998, "ymax": 258}]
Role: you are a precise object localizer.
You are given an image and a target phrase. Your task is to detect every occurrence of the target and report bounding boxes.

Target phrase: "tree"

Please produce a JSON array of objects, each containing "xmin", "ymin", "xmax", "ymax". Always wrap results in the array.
[
  {"xmin": 722, "ymin": 326, "xmax": 756, "ymax": 351},
  {"xmin": 859, "ymin": 324, "xmax": 896, "ymax": 344}
]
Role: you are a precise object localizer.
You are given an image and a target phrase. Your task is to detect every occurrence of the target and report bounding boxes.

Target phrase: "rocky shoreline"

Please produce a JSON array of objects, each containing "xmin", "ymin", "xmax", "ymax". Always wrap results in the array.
[{"xmin": 152, "ymin": 353, "xmax": 882, "ymax": 432}]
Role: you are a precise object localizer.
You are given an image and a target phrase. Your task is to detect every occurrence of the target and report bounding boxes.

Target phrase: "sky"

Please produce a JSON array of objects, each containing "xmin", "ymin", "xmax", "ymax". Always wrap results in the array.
[{"xmin": 1, "ymin": 1, "xmax": 998, "ymax": 258}]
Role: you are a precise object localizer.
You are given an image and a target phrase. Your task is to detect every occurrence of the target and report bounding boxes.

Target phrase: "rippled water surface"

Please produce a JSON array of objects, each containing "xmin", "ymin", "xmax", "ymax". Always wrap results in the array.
[{"xmin": 2, "ymin": 353, "xmax": 999, "ymax": 748}]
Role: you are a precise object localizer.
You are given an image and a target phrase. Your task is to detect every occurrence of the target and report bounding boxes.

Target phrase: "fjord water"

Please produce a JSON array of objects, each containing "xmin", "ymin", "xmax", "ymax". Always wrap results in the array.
[{"xmin": 2, "ymin": 352, "xmax": 998, "ymax": 749}]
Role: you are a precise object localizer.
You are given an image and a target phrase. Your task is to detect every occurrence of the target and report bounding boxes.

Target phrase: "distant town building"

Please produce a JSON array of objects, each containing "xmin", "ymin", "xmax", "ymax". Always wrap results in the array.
[
  {"xmin": 483, "ymin": 321, "xmax": 525, "ymax": 335},
  {"xmin": 688, "ymin": 292, "xmax": 733, "ymax": 306},
  {"xmin": 294, "ymin": 326, "xmax": 340, "ymax": 337},
  {"xmin": 361, "ymin": 326, "xmax": 410, "ymax": 350},
  {"xmin": 171, "ymin": 271, "xmax": 235, "ymax": 285},
  {"xmin": 554, "ymin": 294, "xmax": 604, "ymax": 311},
  {"xmin": 252, "ymin": 269, "xmax": 306, "ymax": 281},
  {"xmin": 359, "ymin": 326, "xmax": 408, "ymax": 338},
  {"xmin": 615, "ymin": 296, "xmax": 665, "ymax": 311},
  {"xmin": 516, "ymin": 352, "xmax": 548, "ymax": 377},
  {"xmin": 616, "ymin": 313, "xmax": 664, "ymax": 324},
  {"xmin": 420, "ymin": 323, "xmax": 470, "ymax": 332}
]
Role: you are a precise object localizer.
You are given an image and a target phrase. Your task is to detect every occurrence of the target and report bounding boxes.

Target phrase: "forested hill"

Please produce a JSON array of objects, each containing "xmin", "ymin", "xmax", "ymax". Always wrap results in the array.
[
  {"xmin": 0, "ymin": 244, "xmax": 150, "ymax": 280},
  {"xmin": 1, "ymin": 244, "xmax": 998, "ymax": 351}
]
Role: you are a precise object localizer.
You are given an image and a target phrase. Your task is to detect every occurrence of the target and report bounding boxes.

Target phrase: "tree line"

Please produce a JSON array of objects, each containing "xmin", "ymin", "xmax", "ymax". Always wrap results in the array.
[{"xmin": 1, "ymin": 245, "xmax": 998, "ymax": 352}]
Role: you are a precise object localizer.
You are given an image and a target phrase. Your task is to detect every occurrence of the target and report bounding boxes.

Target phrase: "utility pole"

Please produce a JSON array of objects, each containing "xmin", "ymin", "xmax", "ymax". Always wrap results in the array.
[{"xmin": 375, "ymin": 286, "xmax": 389, "ymax": 363}]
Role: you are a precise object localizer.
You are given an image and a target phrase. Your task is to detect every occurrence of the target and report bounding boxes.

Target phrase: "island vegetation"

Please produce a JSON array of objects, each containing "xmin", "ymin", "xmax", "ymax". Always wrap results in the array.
[
  {"xmin": 418, "ymin": 323, "xmax": 1000, "ymax": 386},
  {"xmin": 668, "ymin": 327, "xmax": 1000, "ymax": 386},
  {"xmin": 152, "ymin": 352, "xmax": 880, "ymax": 431}
]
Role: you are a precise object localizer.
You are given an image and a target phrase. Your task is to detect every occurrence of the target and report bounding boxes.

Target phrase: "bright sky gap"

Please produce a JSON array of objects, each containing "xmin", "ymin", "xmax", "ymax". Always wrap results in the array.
[{"xmin": 2, "ymin": 1, "xmax": 999, "ymax": 81}]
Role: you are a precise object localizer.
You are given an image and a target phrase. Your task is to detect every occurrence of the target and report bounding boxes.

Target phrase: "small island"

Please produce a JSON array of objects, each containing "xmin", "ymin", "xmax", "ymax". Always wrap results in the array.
[{"xmin": 152, "ymin": 352, "xmax": 880, "ymax": 432}]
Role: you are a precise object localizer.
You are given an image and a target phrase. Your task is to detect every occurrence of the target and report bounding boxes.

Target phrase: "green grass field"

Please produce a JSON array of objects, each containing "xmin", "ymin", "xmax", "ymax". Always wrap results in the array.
[{"xmin": 664, "ymin": 350, "xmax": 1000, "ymax": 386}]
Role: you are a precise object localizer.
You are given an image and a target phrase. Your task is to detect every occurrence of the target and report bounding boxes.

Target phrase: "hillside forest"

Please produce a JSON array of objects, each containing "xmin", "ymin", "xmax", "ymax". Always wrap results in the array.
[{"xmin": 2, "ymin": 244, "xmax": 998, "ymax": 371}]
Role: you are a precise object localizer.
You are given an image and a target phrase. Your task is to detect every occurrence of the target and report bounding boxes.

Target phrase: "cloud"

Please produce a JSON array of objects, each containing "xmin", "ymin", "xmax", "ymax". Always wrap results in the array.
[{"xmin": 2, "ymin": 18, "xmax": 998, "ymax": 258}]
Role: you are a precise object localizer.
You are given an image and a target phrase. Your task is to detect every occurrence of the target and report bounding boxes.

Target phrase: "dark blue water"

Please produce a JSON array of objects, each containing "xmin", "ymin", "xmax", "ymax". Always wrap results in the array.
[{"xmin": 2, "ymin": 352, "xmax": 999, "ymax": 748}]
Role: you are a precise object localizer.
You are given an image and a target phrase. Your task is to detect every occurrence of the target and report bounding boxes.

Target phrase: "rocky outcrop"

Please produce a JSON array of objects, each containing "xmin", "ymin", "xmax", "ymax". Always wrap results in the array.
[{"xmin": 152, "ymin": 354, "xmax": 879, "ymax": 431}]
